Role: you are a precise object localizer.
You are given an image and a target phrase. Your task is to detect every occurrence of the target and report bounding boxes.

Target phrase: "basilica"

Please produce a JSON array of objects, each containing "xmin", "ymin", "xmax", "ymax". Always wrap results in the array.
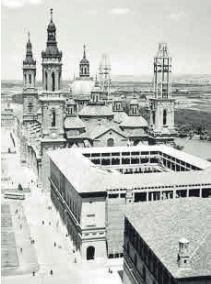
[{"xmin": 20, "ymin": 9, "xmax": 175, "ymax": 189}]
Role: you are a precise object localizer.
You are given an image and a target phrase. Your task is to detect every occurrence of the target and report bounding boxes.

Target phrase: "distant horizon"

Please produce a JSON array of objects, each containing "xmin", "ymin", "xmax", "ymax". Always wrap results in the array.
[
  {"xmin": 2, "ymin": 0, "xmax": 211, "ymax": 80},
  {"xmin": 2, "ymin": 73, "xmax": 211, "ymax": 82}
]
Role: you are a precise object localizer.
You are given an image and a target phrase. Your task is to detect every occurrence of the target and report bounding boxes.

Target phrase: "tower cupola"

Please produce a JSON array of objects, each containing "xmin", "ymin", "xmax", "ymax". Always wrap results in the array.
[
  {"xmin": 91, "ymin": 75, "xmax": 102, "ymax": 103},
  {"xmin": 41, "ymin": 8, "xmax": 63, "ymax": 91},
  {"xmin": 22, "ymin": 32, "xmax": 38, "ymax": 122},
  {"xmin": 47, "ymin": 8, "xmax": 56, "ymax": 43},
  {"xmin": 23, "ymin": 32, "xmax": 36, "ymax": 65},
  {"xmin": 23, "ymin": 32, "xmax": 36, "ymax": 88},
  {"xmin": 79, "ymin": 44, "xmax": 90, "ymax": 77}
]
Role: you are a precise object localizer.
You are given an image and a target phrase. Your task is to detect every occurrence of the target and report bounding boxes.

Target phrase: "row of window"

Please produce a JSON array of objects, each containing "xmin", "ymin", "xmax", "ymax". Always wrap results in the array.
[
  {"xmin": 84, "ymin": 231, "xmax": 104, "ymax": 237},
  {"xmin": 44, "ymin": 71, "xmax": 61, "ymax": 91},
  {"xmin": 91, "ymin": 157, "xmax": 160, "ymax": 166},
  {"xmin": 125, "ymin": 218, "xmax": 177, "ymax": 284},
  {"xmin": 24, "ymin": 73, "xmax": 33, "ymax": 85},
  {"xmin": 58, "ymin": 173, "xmax": 81, "ymax": 223},
  {"xmin": 84, "ymin": 151, "xmax": 160, "ymax": 159}
]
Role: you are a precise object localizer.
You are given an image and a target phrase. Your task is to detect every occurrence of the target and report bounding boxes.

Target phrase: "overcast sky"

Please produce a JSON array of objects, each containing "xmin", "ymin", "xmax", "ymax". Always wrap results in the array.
[{"xmin": 1, "ymin": 0, "xmax": 211, "ymax": 80}]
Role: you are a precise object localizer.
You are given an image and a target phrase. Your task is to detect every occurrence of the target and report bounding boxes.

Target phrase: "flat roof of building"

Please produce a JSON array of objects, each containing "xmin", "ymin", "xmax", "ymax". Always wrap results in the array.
[
  {"xmin": 48, "ymin": 145, "xmax": 211, "ymax": 193},
  {"xmin": 125, "ymin": 198, "xmax": 211, "ymax": 279}
]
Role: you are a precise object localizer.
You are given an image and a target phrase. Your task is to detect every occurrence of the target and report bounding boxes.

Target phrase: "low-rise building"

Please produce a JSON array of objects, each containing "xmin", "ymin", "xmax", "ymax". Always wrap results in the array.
[
  {"xmin": 48, "ymin": 145, "xmax": 211, "ymax": 262},
  {"xmin": 123, "ymin": 198, "xmax": 211, "ymax": 284}
]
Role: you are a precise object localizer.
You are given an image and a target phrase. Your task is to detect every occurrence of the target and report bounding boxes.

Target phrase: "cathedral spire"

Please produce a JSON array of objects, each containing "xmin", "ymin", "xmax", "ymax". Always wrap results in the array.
[
  {"xmin": 28, "ymin": 31, "xmax": 30, "ymax": 42},
  {"xmin": 41, "ymin": 9, "xmax": 62, "ymax": 91},
  {"xmin": 50, "ymin": 8, "xmax": 53, "ymax": 22},
  {"xmin": 23, "ymin": 32, "xmax": 36, "ymax": 90},
  {"xmin": 79, "ymin": 44, "xmax": 90, "ymax": 77},
  {"xmin": 47, "ymin": 8, "xmax": 57, "ymax": 44},
  {"xmin": 83, "ymin": 44, "xmax": 86, "ymax": 59},
  {"xmin": 24, "ymin": 32, "xmax": 35, "ymax": 65}
]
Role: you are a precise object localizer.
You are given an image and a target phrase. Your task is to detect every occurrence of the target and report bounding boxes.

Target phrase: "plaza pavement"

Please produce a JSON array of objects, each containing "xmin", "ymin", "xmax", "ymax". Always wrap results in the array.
[{"xmin": 2, "ymin": 128, "xmax": 123, "ymax": 284}]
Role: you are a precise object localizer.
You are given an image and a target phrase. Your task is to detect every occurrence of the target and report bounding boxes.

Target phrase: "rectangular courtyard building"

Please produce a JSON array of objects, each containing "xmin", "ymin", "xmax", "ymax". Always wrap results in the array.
[
  {"xmin": 48, "ymin": 145, "xmax": 211, "ymax": 262},
  {"xmin": 123, "ymin": 198, "xmax": 211, "ymax": 284}
]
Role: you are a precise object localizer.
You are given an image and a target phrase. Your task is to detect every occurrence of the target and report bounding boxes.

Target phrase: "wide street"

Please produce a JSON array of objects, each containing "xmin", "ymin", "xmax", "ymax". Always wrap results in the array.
[{"xmin": 1, "ymin": 129, "xmax": 122, "ymax": 284}]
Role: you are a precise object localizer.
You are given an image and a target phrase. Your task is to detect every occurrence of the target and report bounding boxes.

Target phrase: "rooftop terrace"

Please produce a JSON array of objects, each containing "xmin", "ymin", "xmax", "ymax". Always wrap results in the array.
[{"xmin": 48, "ymin": 145, "xmax": 211, "ymax": 193}]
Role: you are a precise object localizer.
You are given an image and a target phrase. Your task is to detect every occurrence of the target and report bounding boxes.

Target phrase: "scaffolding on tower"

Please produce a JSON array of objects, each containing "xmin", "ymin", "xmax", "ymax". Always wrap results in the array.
[{"xmin": 98, "ymin": 54, "xmax": 111, "ymax": 102}]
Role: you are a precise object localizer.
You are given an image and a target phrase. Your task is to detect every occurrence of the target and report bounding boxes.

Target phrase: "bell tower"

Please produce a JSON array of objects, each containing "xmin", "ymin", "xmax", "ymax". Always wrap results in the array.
[
  {"xmin": 149, "ymin": 43, "xmax": 175, "ymax": 144},
  {"xmin": 39, "ymin": 9, "xmax": 66, "ymax": 191},
  {"xmin": 40, "ymin": 9, "xmax": 65, "ymax": 140},
  {"xmin": 79, "ymin": 44, "xmax": 90, "ymax": 77},
  {"xmin": 41, "ymin": 8, "xmax": 62, "ymax": 91},
  {"xmin": 22, "ymin": 32, "xmax": 38, "ymax": 122}
]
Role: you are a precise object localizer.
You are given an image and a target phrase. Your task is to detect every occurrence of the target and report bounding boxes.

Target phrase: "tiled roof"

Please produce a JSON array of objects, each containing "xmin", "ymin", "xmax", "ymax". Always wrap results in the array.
[
  {"xmin": 126, "ymin": 198, "xmax": 211, "ymax": 279},
  {"xmin": 85, "ymin": 121, "xmax": 126, "ymax": 140},
  {"xmin": 113, "ymin": 112, "xmax": 128, "ymax": 124},
  {"xmin": 121, "ymin": 116, "xmax": 148, "ymax": 128},
  {"xmin": 64, "ymin": 116, "xmax": 85, "ymax": 129},
  {"xmin": 123, "ymin": 128, "xmax": 147, "ymax": 138},
  {"xmin": 78, "ymin": 104, "xmax": 114, "ymax": 118}
]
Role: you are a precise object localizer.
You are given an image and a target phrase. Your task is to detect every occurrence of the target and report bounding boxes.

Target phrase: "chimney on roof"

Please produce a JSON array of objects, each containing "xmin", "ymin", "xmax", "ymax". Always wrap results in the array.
[{"xmin": 177, "ymin": 238, "xmax": 190, "ymax": 268}]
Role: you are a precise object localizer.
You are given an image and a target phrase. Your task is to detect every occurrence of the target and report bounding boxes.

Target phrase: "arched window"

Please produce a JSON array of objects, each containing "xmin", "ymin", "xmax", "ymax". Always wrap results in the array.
[
  {"xmin": 107, "ymin": 138, "xmax": 114, "ymax": 147},
  {"xmin": 45, "ymin": 71, "xmax": 48, "ymax": 90},
  {"xmin": 52, "ymin": 72, "xmax": 55, "ymax": 91},
  {"xmin": 87, "ymin": 246, "xmax": 95, "ymax": 260},
  {"xmin": 28, "ymin": 102, "xmax": 33, "ymax": 112},
  {"xmin": 51, "ymin": 109, "xmax": 56, "ymax": 127},
  {"xmin": 29, "ymin": 74, "xmax": 32, "ymax": 84},
  {"xmin": 59, "ymin": 72, "xmax": 61, "ymax": 90},
  {"xmin": 163, "ymin": 109, "xmax": 167, "ymax": 126},
  {"xmin": 24, "ymin": 74, "xmax": 27, "ymax": 85},
  {"xmin": 152, "ymin": 111, "xmax": 155, "ymax": 125}
]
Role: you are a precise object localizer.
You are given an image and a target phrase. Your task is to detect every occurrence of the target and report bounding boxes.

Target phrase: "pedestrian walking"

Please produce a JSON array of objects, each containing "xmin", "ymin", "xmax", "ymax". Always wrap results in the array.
[
  {"xmin": 20, "ymin": 248, "xmax": 22, "ymax": 253},
  {"xmin": 54, "ymin": 242, "xmax": 56, "ymax": 247},
  {"xmin": 50, "ymin": 269, "xmax": 53, "ymax": 275},
  {"xmin": 32, "ymin": 271, "xmax": 35, "ymax": 276}
]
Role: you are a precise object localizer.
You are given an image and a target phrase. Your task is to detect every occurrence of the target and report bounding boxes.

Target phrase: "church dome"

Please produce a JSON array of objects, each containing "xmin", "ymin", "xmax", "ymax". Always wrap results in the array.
[
  {"xmin": 121, "ymin": 116, "xmax": 148, "ymax": 129},
  {"xmin": 71, "ymin": 78, "xmax": 94, "ymax": 97},
  {"xmin": 66, "ymin": 97, "xmax": 76, "ymax": 105}
]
